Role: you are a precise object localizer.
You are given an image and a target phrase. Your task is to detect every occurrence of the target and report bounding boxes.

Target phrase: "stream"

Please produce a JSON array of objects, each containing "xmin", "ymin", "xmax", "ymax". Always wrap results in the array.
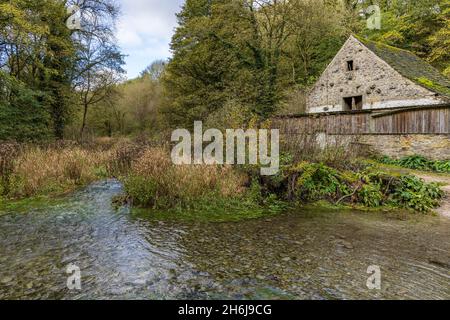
[{"xmin": 0, "ymin": 180, "xmax": 449, "ymax": 300}]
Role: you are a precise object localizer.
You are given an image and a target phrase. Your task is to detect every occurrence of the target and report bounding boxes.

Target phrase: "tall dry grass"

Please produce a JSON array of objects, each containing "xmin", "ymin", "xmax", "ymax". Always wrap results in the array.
[
  {"xmin": 124, "ymin": 148, "xmax": 249, "ymax": 208},
  {"xmin": 0, "ymin": 138, "xmax": 145, "ymax": 199},
  {"xmin": 7, "ymin": 146, "xmax": 110, "ymax": 197},
  {"xmin": 1, "ymin": 138, "xmax": 250, "ymax": 206}
]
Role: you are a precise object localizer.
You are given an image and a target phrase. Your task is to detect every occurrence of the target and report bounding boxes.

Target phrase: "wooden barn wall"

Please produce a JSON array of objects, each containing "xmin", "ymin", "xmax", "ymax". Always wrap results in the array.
[{"xmin": 273, "ymin": 107, "xmax": 450, "ymax": 135}]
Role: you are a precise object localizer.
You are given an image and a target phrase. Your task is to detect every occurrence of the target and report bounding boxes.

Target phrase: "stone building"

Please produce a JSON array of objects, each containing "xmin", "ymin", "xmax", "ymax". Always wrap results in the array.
[{"xmin": 307, "ymin": 35, "xmax": 450, "ymax": 114}]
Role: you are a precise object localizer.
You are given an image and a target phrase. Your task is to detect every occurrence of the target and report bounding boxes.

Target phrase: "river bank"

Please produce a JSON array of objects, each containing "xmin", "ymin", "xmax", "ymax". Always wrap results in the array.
[
  {"xmin": 0, "ymin": 180, "xmax": 449, "ymax": 300},
  {"xmin": 0, "ymin": 140, "xmax": 446, "ymax": 217}
]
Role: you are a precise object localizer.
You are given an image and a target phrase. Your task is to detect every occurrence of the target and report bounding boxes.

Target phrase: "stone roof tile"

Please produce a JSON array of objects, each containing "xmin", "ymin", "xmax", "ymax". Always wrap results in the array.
[{"xmin": 355, "ymin": 35, "xmax": 450, "ymax": 99}]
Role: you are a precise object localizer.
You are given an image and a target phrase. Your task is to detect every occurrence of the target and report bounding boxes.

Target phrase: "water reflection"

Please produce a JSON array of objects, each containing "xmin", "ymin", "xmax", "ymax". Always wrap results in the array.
[{"xmin": 0, "ymin": 180, "xmax": 448, "ymax": 300}]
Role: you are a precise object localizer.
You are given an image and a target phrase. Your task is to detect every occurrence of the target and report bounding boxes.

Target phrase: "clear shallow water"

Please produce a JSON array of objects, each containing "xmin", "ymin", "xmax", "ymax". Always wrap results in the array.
[{"xmin": 0, "ymin": 180, "xmax": 449, "ymax": 300}]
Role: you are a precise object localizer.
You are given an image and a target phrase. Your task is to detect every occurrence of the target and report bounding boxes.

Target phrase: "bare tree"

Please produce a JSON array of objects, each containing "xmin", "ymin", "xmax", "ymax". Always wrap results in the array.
[{"xmin": 68, "ymin": 0, "xmax": 125, "ymax": 140}]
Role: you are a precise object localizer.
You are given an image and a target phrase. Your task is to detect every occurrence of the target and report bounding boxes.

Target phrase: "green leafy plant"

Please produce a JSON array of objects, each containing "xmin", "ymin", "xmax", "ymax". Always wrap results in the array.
[
  {"xmin": 432, "ymin": 161, "xmax": 450, "ymax": 173},
  {"xmin": 380, "ymin": 155, "xmax": 450, "ymax": 174},
  {"xmin": 281, "ymin": 160, "xmax": 444, "ymax": 213},
  {"xmin": 391, "ymin": 175, "xmax": 444, "ymax": 212},
  {"xmin": 287, "ymin": 162, "xmax": 351, "ymax": 202},
  {"xmin": 357, "ymin": 183, "xmax": 384, "ymax": 207}
]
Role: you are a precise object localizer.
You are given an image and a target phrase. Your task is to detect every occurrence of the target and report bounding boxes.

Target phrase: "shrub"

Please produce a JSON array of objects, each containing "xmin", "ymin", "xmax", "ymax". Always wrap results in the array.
[
  {"xmin": 391, "ymin": 175, "xmax": 444, "ymax": 212},
  {"xmin": 124, "ymin": 176, "xmax": 160, "ymax": 208},
  {"xmin": 123, "ymin": 148, "xmax": 249, "ymax": 209},
  {"xmin": 280, "ymin": 159, "xmax": 443, "ymax": 213},
  {"xmin": 0, "ymin": 73, "xmax": 52, "ymax": 142},
  {"xmin": 287, "ymin": 162, "xmax": 351, "ymax": 202},
  {"xmin": 398, "ymin": 155, "xmax": 429, "ymax": 170},
  {"xmin": 106, "ymin": 140, "xmax": 142, "ymax": 177},
  {"xmin": 431, "ymin": 161, "xmax": 450, "ymax": 173},
  {"xmin": 357, "ymin": 183, "xmax": 384, "ymax": 207},
  {"xmin": 281, "ymin": 133, "xmax": 368, "ymax": 171}
]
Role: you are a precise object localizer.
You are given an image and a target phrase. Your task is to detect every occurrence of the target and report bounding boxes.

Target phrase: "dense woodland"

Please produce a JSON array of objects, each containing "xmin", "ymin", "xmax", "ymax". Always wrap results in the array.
[{"xmin": 0, "ymin": 0, "xmax": 449, "ymax": 141}]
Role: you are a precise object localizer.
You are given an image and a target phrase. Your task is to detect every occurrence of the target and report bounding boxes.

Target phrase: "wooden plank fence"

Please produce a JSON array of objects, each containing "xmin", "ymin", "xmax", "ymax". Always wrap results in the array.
[{"xmin": 273, "ymin": 105, "xmax": 450, "ymax": 135}]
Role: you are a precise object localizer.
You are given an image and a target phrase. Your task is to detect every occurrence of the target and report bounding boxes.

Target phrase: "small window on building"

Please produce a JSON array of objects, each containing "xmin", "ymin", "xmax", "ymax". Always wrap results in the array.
[
  {"xmin": 343, "ymin": 96, "xmax": 363, "ymax": 111},
  {"xmin": 347, "ymin": 60, "xmax": 354, "ymax": 71}
]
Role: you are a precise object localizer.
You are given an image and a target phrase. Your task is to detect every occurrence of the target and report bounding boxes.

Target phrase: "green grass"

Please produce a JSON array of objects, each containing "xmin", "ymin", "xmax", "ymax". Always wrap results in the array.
[{"xmin": 0, "ymin": 194, "xmax": 65, "ymax": 214}]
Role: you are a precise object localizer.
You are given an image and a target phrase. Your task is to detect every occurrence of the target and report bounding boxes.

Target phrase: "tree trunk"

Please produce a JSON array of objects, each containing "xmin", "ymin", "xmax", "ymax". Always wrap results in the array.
[{"xmin": 80, "ymin": 103, "xmax": 88, "ymax": 142}]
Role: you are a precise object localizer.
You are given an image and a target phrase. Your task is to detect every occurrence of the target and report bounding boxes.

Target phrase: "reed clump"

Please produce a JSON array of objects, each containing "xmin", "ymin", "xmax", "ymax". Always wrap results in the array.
[
  {"xmin": 5, "ymin": 146, "xmax": 108, "ymax": 198},
  {"xmin": 0, "ymin": 139, "xmax": 141, "ymax": 199},
  {"xmin": 124, "ymin": 148, "xmax": 249, "ymax": 209}
]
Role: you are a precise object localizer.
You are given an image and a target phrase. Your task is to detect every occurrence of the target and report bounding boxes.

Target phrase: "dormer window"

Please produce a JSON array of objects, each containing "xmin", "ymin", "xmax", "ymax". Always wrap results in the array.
[{"xmin": 347, "ymin": 60, "xmax": 354, "ymax": 71}]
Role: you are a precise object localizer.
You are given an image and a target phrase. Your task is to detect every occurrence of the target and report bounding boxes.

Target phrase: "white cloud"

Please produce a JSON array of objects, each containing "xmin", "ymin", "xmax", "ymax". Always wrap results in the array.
[
  {"xmin": 117, "ymin": 0, "xmax": 184, "ymax": 78},
  {"xmin": 117, "ymin": 28, "xmax": 143, "ymax": 47}
]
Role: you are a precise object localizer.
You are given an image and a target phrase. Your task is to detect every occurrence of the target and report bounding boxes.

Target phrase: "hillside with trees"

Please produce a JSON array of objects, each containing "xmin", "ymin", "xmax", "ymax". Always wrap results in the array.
[
  {"xmin": 0, "ymin": 0, "xmax": 124, "ymax": 141},
  {"xmin": 0, "ymin": 0, "xmax": 448, "ymax": 140}
]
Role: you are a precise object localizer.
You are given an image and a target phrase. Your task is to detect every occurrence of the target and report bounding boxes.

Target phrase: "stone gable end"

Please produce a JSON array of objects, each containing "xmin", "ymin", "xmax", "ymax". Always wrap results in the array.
[{"xmin": 307, "ymin": 36, "xmax": 445, "ymax": 113}]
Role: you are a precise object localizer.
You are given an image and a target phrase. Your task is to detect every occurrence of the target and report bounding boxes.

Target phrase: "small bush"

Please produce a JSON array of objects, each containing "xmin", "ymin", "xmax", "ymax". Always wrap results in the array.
[
  {"xmin": 286, "ymin": 162, "xmax": 351, "ymax": 202},
  {"xmin": 123, "ymin": 148, "xmax": 249, "ymax": 209},
  {"xmin": 124, "ymin": 175, "xmax": 160, "ymax": 208},
  {"xmin": 357, "ymin": 184, "xmax": 384, "ymax": 207},
  {"xmin": 106, "ymin": 140, "xmax": 142, "ymax": 177},
  {"xmin": 281, "ymin": 133, "xmax": 368, "ymax": 171},
  {"xmin": 391, "ymin": 175, "xmax": 444, "ymax": 212}
]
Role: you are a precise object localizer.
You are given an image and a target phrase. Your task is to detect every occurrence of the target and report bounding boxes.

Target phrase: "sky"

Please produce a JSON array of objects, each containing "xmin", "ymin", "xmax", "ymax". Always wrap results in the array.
[{"xmin": 117, "ymin": 0, "xmax": 185, "ymax": 79}]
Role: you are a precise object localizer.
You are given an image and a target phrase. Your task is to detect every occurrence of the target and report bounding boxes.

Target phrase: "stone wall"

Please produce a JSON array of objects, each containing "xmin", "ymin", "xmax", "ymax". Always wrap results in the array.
[
  {"xmin": 359, "ymin": 134, "xmax": 450, "ymax": 160},
  {"xmin": 307, "ymin": 36, "xmax": 445, "ymax": 113},
  {"xmin": 303, "ymin": 133, "xmax": 450, "ymax": 160}
]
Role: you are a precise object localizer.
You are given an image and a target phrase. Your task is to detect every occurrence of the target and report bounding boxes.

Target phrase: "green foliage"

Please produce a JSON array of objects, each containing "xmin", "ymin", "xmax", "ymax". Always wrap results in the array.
[
  {"xmin": 392, "ymin": 175, "xmax": 444, "ymax": 212},
  {"xmin": 84, "ymin": 73, "xmax": 163, "ymax": 138},
  {"xmin": 278, "ymin": 159, "xmax": 444, "ymax": 213},
  {"xmin": 360, "ymin": 0, "xmax": 450, "ymax": 73},
  {"xmin": 432, "ymin": 161, "xmax": 450, "ymax": 172},
  {"xmin": 204, "ymin": 100, "xmax": 255, "ymax": 131},
  {"xmin": 162, "ymin": 0, "xmax": 347, "ymax": 127},
  {"xmin": 0, "ymin": 72, "xmax": 52, "ymax": 141},
  {"xmin": 233, "ymin": 148, "xmax": 446, "ymax": 213},
  {"xmin": 289, "ymin": 162, "xmax": 350, "ymax": 201},
  {"xmin": 124, "ymin": 169, "xmax": 289, "ymax": 216},
  {"xmin": 0, "ymin": 0, "xmax": 76, "ymax": 139},
  {"xmin": 357, "ymin": 183, "xmax": 384, "ymax": 208},
  {"xmin": 395, "ymin": 155, "xmax": 430, "ymax": 170},
  {"xmin": 124, "ymin": 176, "xmax": 161, "ymax": 209},
  {"xmin": 380, "ymin": 155, "xmax": 450, "ymax": 173},
  {"xmin": 0, "ymin": 0, "xmax": 122, "ymax": 141}
]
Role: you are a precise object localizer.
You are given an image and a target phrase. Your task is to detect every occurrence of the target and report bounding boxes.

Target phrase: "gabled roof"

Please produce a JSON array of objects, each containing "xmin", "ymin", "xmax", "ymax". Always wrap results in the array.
[{"xmin": 354, "ymin": 35, "xmax": 450, "ymax": 99}]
